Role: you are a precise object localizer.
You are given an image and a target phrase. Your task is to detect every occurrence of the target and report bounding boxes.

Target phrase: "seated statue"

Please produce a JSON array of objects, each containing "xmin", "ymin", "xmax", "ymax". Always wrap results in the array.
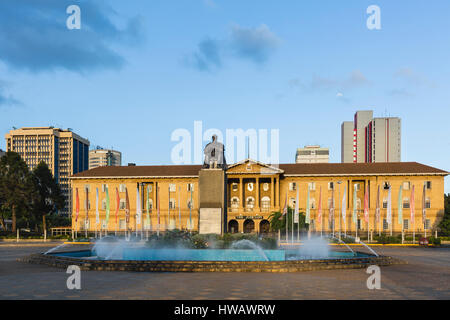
[{"xmin": 203, "ymin": 135, "xmax": 227, "ymax": 169}]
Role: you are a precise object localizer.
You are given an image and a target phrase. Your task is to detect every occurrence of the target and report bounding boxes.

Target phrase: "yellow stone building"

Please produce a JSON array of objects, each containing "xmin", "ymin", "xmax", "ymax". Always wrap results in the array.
[{"xmin": 70, "ymin": 159, "xmax": 448, "ymax": 236}]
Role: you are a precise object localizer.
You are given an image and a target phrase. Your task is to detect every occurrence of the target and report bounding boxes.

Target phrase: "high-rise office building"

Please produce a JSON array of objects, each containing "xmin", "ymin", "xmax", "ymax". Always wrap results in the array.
[
  {"xmin": 295, "ymin": 145, "xmax": 329, "ymax": 163},
  {"xmin": 341, "ymin": 111, "xmax": 401, "ymax": 163},
  {"xmin": 89, "ymin": 147, "xmax": 122, "ymax": 169},
  {"xmin": 5, "ymin": 127, "xmax": 90, "ymax": 215}
]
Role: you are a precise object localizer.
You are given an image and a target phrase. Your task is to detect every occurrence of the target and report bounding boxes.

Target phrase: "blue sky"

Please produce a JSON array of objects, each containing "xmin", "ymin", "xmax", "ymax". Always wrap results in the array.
[{"xmin": 0, "ymin": 0, "xmax": 449, "ymax": 192}]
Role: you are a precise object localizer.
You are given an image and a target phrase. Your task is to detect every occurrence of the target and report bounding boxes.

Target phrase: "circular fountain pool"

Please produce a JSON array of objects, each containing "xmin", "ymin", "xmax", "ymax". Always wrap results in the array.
[{"xmin": 21, "ymin": 236, "xmax": 403, "ymax": 273}]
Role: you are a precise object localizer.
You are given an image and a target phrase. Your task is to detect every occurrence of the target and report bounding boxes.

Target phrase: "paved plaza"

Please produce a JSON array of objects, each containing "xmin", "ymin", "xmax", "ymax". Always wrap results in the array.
[{"xmin": 0, "ymin": 243, "xmax": 449, "ymax": 300}]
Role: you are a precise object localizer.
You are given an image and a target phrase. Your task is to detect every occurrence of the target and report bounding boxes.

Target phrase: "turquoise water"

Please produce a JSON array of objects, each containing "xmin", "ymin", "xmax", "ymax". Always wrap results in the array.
[{"xmin": 51, "ymin": 249, "xmax": 368, "ymax": 261}]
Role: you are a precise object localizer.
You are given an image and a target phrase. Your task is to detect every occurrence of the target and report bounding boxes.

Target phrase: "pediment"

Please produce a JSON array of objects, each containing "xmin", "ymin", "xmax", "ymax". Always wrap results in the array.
[{"xmin": 226, "ymin": 159, "xmax": 283, "ymax": 175}]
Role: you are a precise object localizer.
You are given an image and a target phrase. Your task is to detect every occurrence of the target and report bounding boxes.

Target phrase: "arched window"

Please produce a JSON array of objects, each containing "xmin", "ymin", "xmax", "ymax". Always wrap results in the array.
[
  {"xmin": 231, "ymin": 197, "xmax": 239, "ymax": 208},
  {"xmin": 243, "ymin": 219, "xmax": 255, "ymax": 233},
  {"xmin": 246, "ymin": 197, "xmax": 255, "ymax": 209},
  {"xmin": 261, "ymin": 196, "xmax": 270, "ymax": 211},
  {"xmin": 228, "ymin": 220, "xmax": 239, "ymax": 233}
]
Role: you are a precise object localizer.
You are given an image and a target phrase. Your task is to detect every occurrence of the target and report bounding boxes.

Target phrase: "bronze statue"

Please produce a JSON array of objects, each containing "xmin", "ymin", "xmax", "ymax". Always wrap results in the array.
[{"xmin": 203, "ymin": 135, "xmax": 226, "ymax": 169}]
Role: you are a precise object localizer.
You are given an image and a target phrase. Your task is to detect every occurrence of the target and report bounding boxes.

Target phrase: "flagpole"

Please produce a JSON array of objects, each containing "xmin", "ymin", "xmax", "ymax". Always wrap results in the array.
[{"xmin": 178, "ymin": 186, "xmax": 181, "ymax": 230}]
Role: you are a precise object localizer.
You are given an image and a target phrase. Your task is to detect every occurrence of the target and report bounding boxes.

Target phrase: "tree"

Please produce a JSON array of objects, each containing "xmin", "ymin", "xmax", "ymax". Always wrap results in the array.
[
  {"xmin": 438, "ymin": 193, "xmax": 450, "ymax": 236},
  {"xmin": 0, "ymin": 152, "xmax": 35, "ymax": 232},
  {"xmin": 31, "ymin": 162, "xmax": 65, "ymax": 232},
  {"xmin": 268, "ymin": 207, "xmax": 306, "ymax": 232}
]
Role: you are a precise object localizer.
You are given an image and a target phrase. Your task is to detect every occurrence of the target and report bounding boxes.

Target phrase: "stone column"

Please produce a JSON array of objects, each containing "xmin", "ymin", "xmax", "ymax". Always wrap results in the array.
[
  {"xmin": 271, "ymin": 177, "xmax": 275, "ymax": 209},
  {"xmin": 255, "ymin": 177, "xmax": 260, "ymax": 211},
  {"xmin": 239, "ymin": 177, "xmax": 244, "ymax": 211},
  {"xmin": 275, "ymin": 177, "xmax": 279, "ymax": 208}
]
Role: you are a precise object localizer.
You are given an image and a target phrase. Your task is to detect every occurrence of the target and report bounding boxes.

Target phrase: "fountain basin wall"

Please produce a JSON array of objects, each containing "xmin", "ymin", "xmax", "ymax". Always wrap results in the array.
[{"xmin": 20, "ymin": 250, "xmax": 404, "ymax": 273}]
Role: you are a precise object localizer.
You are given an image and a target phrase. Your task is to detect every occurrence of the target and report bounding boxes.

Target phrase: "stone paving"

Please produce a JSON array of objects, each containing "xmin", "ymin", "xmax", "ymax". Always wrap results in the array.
[{"xmin": 0, "ymin": 244, "xmax": 449, "ymax": 299}]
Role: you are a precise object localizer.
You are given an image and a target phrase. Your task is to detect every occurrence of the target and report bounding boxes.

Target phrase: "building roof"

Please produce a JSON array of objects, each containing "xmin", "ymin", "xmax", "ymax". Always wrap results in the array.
[
  {"xmin": 71, "ymin": 161, "xmax": 448, "ymax": 179},
  {"xmin": 72, "ymin": 164, "xmax": 203, "ymax": 178},
  {"xmin": 279, "ymin": 162, "xmax": 448, "ymax": 176}
]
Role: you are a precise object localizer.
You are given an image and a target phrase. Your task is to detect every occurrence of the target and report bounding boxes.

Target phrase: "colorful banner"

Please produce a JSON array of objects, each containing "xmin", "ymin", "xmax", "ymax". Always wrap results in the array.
[
  {"xmin": 329, "ymin": 187, "xmax": 334, "ymax": 228},
  {"xmin": 294, "ymin": 187, "xmax": 299, "ymax": 224},
  {"xmin": 364, "ymin": 183, "xmax": 369, "ymax": 223},
  {"xmin": 85, "ymin": 187, "xmax": 89, "ymax": 221},
  {"xmin": 398, "ymin": 185, "xmax": 403, "ymax": 225},
  {"xmin": 410, "ymin": 185, "xmax": 415, "ymax": 224},
  {"xmin": 125, "ymin": 187, "xmax": 130, "ymax": 225},
  {"xmin": 146, "ymin": 185, "xmax": 151, "ymax": 229},
  {"xmin": 375, "ymin": 185, "xmax": 380, "ymax": 223},
  {"xmin": 387, "ymin": 185, "xmax": 392, "ymax": 225},
  {"xmin": 136, "ymin": 186, "xmax": 141, "ymax": 225},
  {"xmin": 342, "ymin": 186, "xmax": 347, "ymax": 225},
  {"xmin": 352, "ymin": 184, "xmax": 357, "ymax": 223},
  {"xmin": 95, "ymin": 188, "xmax": 99, "ymax": 224},
  {"xmin": 422, "ymin": 184, "xmax": 426, "ymax": 224},
  {"xmin": 75, "ymin": 188, "xmax": 79, "ymax": 222},
  {"xmin": 317, "ymin": 186, "xmax": 322, "ymax": 226},
  {"xmin": 115, "ymin": 187, "xmax": 120, "ymax": 225},
  {"xmin": 105, "ymin": 185, "xmax": 110, "ymax": 225},
  {"xmin": 305, "ymin": 186, "xmax": 310, "ymax": 224}
]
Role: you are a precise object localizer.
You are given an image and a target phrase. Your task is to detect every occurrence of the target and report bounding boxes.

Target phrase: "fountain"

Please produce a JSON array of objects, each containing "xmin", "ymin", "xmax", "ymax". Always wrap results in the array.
[{"xmin": 25, "ymin": 232, "xmax": 398, "ymax": 272}]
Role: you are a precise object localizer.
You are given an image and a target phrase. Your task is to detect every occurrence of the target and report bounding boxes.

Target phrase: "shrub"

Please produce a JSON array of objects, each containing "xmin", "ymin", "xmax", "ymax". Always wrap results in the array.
[{"xmin": 428, "ymin": 237, "xmax": 441, "ymax": 246}]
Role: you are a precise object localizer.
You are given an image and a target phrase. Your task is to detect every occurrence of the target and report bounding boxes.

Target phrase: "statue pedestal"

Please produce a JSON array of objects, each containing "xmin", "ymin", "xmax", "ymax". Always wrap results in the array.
[{"xmin": 198, "ymin": 169, "xmax": 227, "ymax": 235}]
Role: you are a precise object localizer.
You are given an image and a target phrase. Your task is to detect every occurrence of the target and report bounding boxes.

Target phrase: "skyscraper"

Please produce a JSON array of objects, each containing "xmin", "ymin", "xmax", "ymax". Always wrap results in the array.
[
  {"xmin": 89, "ymin": 147, "xmax": 122, "ymax": 169},
  {"xmin": 341, "ymin": 111, "xmax": 401, "ymax": 163},
  {"xmin": 5, "ymin": 127, "xmax": 90, "ymax": 215}
]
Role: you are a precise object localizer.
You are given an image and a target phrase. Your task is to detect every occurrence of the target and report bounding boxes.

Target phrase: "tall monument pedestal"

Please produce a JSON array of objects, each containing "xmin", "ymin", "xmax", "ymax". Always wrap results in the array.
[{"xmin": 198, "ymin": 169, "xmax": 227, "ymax": 235}]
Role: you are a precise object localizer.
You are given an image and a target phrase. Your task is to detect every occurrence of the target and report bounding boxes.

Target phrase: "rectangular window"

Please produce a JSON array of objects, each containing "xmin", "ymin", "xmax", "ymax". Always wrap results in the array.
[
  {"xmin": 425, "ymin": 198, "xmax": 431, "ymax": 209},
  {"xmin": 403, "ymin": 219, "xmax": 409, "ymax": 230},
  {"xmin": 403, "ymin": 182, "xmax": 410, "ymax": 190},
  {"xmin": 357, "ymin": 219, "xmax": 361, "ymax": 230},
  {"xmin": 328, "ymin": 182, "xmax": 334, "ymax": 190},
  {"xmin": 84, "ymin": 184, "xmax": 91, "ymax": 192},
  {"xmin": 308, "ymin": 182, "xmax": 315, "ymax": 191},
  {"xmin": 119, "ymin": 219, "xmax": 126, "ymax": 230},
  {"xmin": 169, "ymin": 184, "xmax": 176, "ymax": 192},
  {"xmin": 231, "ymin": 183, "xmax": 238, "ymax": 192},
  {"xmin": 187, "ymin": 183, "xmax": 194, "ymax": 192},
  {"xmin": 169, "ymin": 199, "xmax": 176, "ymax": 209},
  {"xmin": 119, "ymin": 184, "xmax": 126, "ymax": 192},
  {"xmin": 354, "ymin": 183, "xmax": 360, "ymax": 191},
  {"xmin": 289, "ymin": 182, "xmax": 297, "ymax": 191},
  {"xmin": 383, "ymin": 219, "xmax": 389, "ymax": 230},
  {"xmin": 102, "ymin": 184, "xmax": 107, "ymax": 192},
  {"xmin": 424, "ymin": 219, "xmax": 431, "ymax": 230},
  {"xmin": 403, "ymin": 199, "xmax": 410, "ymax": 209},
  {"xmin": 425, "ymin": 181, "xmax": 432, "ymax": 190},
  {"xmin": 383, "ymin": 182, "xmax": 390, "ymax": 190},
  {"xmin": 383, "ymin": 199, "xmax": 388, "ymax": 209},
  {"xmin": 119, "ymin": 199, "xmax": 126, "ymax": 210}
]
